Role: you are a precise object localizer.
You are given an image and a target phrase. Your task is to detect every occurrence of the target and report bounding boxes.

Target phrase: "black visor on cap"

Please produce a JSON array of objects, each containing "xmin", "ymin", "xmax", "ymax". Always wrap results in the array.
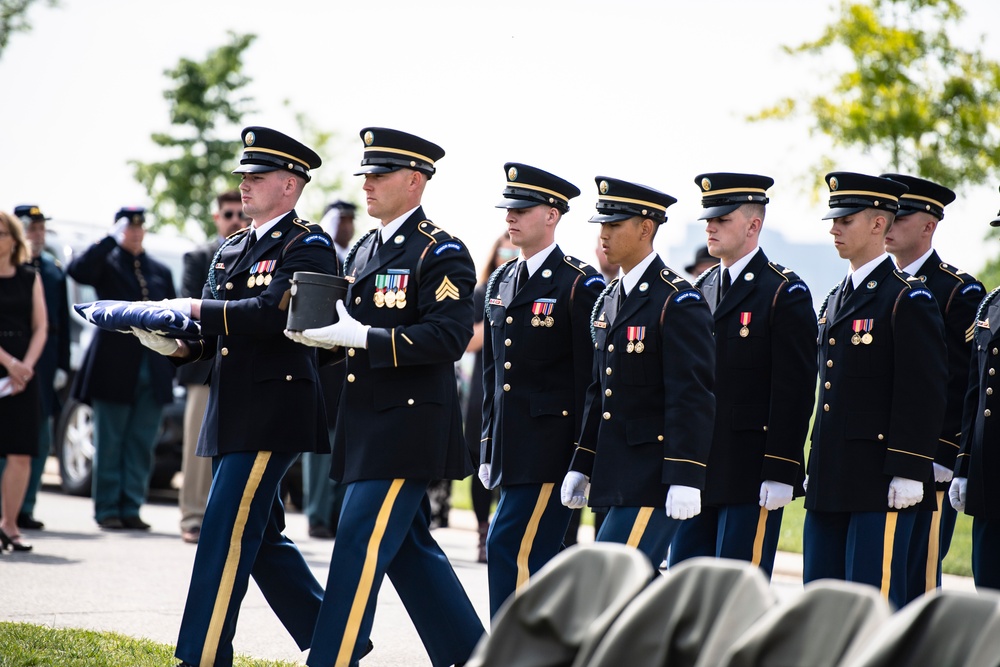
[
  {"xmin": 822, "ymin": 206, "xmax": 868, "ymax": 220},
  {"xmin": 698, "ymin": 203, "xmax": 743, "ymax": 220},
  {"xmin": 496, "ymin": 197, "xmax": 543, "ymax": 210}
]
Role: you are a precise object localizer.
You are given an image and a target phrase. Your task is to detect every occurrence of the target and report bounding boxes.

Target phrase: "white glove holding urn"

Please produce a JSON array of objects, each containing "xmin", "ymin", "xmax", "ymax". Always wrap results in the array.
[
  {"xmin": 285, "ymin": 300, "xmax": 370, "ymax": 350},
  {"xmin": 665, "ymin": 485, "xmax": 701, "ymax": 520},
  {"xmin": 560, "ymin": 472, "xmax": 589, "ymax": 509},
  {"xmin": 887, "ymin": 476, "xmax": 924, "ymax": 510}
]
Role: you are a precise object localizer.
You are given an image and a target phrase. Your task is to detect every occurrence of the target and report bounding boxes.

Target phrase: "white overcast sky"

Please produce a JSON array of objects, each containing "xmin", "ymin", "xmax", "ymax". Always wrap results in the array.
[{"xmin": 3, "ymin": 0, "xmax": 999, "ymax": 278}]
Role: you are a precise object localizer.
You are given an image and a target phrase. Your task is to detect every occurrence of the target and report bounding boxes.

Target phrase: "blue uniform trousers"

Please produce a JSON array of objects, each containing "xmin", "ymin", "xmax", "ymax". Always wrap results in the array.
[
  {"xmin": 175, "ymin": 451, "xmax": 323, "ymax": 667},
  {"xmin": 91, "ymin": 359, "xmax": 162, "ymax": 522},
  {"xmin": 905, "ymin": 490, "xmax": 957, "ymax": 601},
  {"xmin": 486, "ymin": 482, "xmax": 572, "ymax": 618},
  {"xmin": 972, "ymin": 515, "xmax": 1000, "ymax": 591},
  {"xmin": 669, "ymin": 503, "xmax": 784, "ymax": 577},
  {"xmin": 307, "ymin": 479, "xmax": 485, "ymax": 667},
  {"xmin": 596, "ymin": 505, "xmax": 681, "ymax": 566},
  {"xmin": 803, "ymin": 509, "xmax": 915, "ymax": 609}
]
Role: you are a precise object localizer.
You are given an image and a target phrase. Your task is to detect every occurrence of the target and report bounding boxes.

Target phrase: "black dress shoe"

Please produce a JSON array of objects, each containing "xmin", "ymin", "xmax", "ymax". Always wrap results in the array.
[
  {"xmin": 17, "ymin": 513, "xmax": 44, "ymax": 530},
  {"xmin": 309, "ymin": 524, "xmax": 334, "ymax": 539},
  {"xmin": 121, "ymin": 516, "xmax": 151, "ymax": 530},
  {"xmin": 98, "ymin": 517, "xmax": 124, "ymax": 529}
]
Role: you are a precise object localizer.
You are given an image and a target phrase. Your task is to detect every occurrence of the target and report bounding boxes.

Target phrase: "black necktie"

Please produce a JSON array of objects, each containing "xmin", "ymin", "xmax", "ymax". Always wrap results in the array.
[
  {"xmin": 246, "ymin": 230, "xmax": 257, "ymax": 252},
  {"xmin": 514, "ymin": 261, "xmax": 529, "ymax": 294},
  {"xmin": 719, "ymin": 269, "xmax": 731, "ymax": 305},
  {"xmin": 843, "ymin": 276, "xmax": 854, "ymax": 301},
  {"xmin": 235, "ymin": 229, "xmax": 257, "ymax": 268},
  {"xmin": 368, "ymin": 232, "xmax": 383, "ymax": 263},
  {"xmin": 616, "ymin": 282, "xmax": 626, "ymax": 311}
]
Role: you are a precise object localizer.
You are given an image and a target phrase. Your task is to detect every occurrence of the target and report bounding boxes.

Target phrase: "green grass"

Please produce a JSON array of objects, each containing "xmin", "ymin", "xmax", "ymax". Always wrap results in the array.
[
  {"xmin": 454, "ymin": 479, "xmax": 975, "ymax": 577},
  {"xmin": 0, "ymin": 623, "xmax": 299, "ymax": 667}
]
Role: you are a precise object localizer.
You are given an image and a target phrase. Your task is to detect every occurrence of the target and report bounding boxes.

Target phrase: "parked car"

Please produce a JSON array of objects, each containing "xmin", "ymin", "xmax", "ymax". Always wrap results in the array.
[{"xmin": 47, "ymin": 220, "xmax": 195, "ymax": 496}]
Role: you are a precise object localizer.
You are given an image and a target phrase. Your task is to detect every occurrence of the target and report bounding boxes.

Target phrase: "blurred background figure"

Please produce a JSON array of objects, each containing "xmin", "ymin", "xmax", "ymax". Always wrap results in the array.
[
  {"xmin": 10, "ymin": 205, "xmax": 68, "ymax": 531},
  {"xmin": 176, "ymin": 190, "xmax": 248, "ymax": 544},
  {"xmin": 319, "ymin": 199, "xmax": 357, "ymax": 265},
  {"xmin": 68, "ymin": 207, "xmax": 176, "ymax": 530},
  {"xmin": 463, "ymin": 232, "xmax": 515, "ymax": 561},
  {"xmin": 0, "ymin": 210, "xmax": 48, "ymax": 551},
  {"xmin": 685, "ymin": 244, "xmax": 717, "ymax": 280}
]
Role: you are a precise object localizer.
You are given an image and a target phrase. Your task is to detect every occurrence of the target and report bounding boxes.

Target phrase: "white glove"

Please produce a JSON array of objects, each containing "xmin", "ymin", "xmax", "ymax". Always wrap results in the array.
[
  {"xmin": 949, "ymin": 477, "xmax": 967, "ymax": 512},
  {"xmin": 295, "ymin": 300, "xmax": 371, "ymax": 350},
  {"xmin": 110, "ymin": 216, "xmax": 129, "ymax": 245},
  {"xmin": 933, "ymin": 462, "xmax": 954, "ymax": 484},
  {"xmin": 802, "ymin": 474, "xmax": 808, "ymax": 493},
  {"xmin": 53, "ymin": 369, "xmax": 68, "ymax": 391},
  {"xmin": 131, "ymin": 326, "xmax": 179, "ymax": 356},
  {"xmin": 759, "ymin": 480, "xmax": 794, "ymax": 511},
  {"xmin": 665, "ymin": 485, "xmax": 701, "ymax": 520},
  {"xmin": 159, "ymin": 297, "xmax": 192, "ymax": 318},
  {"xmin": 887, "ymin": 476, "xmax": 924, "ymax": 509},
  {"xmin": 560, "ymin": 471, "xmax": 589, "ymax": 509},
  {"xmin": 478, "ymin": 463, "xmax": 492, "ymax": 489}
]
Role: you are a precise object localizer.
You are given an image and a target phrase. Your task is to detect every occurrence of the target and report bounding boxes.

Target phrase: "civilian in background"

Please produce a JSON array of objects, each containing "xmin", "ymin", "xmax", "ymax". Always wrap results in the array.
[
  {"xmin": 684, "ymin": 244, "xmax": 716, "ymax": 280},
  {"xmin": 319, "ymin": 199, "xmax": 357, "ymax": 265}
]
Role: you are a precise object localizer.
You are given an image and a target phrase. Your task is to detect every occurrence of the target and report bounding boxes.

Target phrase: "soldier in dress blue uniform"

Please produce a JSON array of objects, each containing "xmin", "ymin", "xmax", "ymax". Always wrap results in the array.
[
  {"xmin": 951, "ymin": 188, "xmax": 1000, "ymax": 591},
  {"xmin": 133, "ymin": 126, "xmax": 339, "ymax": 667},
  {"xmin": 479, "ymin": 162, "xmax": 605, "ymax": 618},
  {"xmin": 288, "ymin": 127, "xmax": 485, "ymax": 667},
  {"xmin": 881, "ymin": 173, "xmax": 984, "ymax": 601},
  {"xmin": 668, "ymin": 173, "xmax": 817, "ymax": 577},
  {"xmin": 561, "ymin": 177, "xmax": 715, "ymax": 564},
  {"xmin": 804, "ymin": 171, "xmax": 947, "ymax": 609},
  {"xmin": 68, "ymin": 206, "xmax": 177, "ymax": 530}
]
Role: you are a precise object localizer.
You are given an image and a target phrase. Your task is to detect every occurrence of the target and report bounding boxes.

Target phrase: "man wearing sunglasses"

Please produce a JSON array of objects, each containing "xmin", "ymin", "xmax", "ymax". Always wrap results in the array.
[{"xmin": 175, "ymin": 189, "xmax": 249, "ymax": 544}]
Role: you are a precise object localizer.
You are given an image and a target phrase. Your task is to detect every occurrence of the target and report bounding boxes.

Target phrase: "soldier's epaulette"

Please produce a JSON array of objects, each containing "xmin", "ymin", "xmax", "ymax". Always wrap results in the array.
[
  {"xmin": 817, "ymin": 284, "xmax": 838, "ymax": 319},
  {"xmin": 590, "ymin": 278, "xmax": 618, "ymax": 343},
  {"xmin": 894, "ymin": 269, "xmax": 918, "ymax": 287},
  {"xmin": 343, "ymin": 228, "xmax": 379, "ymax": 272},
  {"xmin": 693, "ymin": 264, "xmax": 717, "ymax": 289},
  {"xmin": 417, "ymin": 220, "xmax": 454, "ymax": 244},
  {"xmin": 975, "ymin": 285, "xmax": 1000, "ymax": 323},
  {"xmin": 225, "ymin": 227, "xmax": 252, "ymax": 241},
  {"xmin": 660, "ymin": 268, "xmax": 691, "ymax": 292},
  {"xmin": 292, "ymin": 218, "xmax": 320, "ymax": 232},
  {"xmin": 767, "ymin": 261, "xmax": 801, "ymax": 283},
  {"xmin": 484, "ymin": 258, "xmax": 517, "ymax": 322},
  {"xmin": 563, "ymin": 255, "xmax": 593, "ymax": 275}
]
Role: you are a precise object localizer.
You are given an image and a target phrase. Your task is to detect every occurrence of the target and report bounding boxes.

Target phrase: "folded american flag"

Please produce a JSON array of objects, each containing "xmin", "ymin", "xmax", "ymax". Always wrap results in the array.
[{"xmin": 74, "ymin": 300, "xmax": 202, "ymax": 339}]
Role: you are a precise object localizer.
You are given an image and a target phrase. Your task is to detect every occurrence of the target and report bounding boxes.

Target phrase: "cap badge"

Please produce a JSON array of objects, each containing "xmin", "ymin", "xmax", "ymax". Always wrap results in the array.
[
  {"xmin": 829, "ymin": 176, "xmax": 839, "ymax": 191},
  {"xmin": 364, "ymin": 130, "xmax": 374, "ymax": 146},
  {"xmin": 508, "ymin": 167, "xmax": 518, "ymax": 181},
  {"xmin": 701, "ymin": 178, "xmax": 712, "ymax": 191},
  {"xmin": 245, "ymin": 131, "xmax": 255, "ymax": 146},
  {"xmin": 29, "ymin": 207, "xmax": 40, "ymax": 216},
  {"xmin": 599, "ymin": 180, "xmax": 609, "ymax": 195}
]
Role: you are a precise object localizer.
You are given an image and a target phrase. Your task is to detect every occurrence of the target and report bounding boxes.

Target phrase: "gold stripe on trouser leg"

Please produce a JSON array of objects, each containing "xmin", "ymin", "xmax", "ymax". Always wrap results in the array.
[
  {"xmin": 880, "ymin": 512, "xmax": 899, "ymax": 601},
  {"xmin": 336, "ymin": 479, "xmax": 405, "ymax": 667},
  {"xmin": 925, "ymin": 491, "xmax": 945, "ymax": 594},
  {"xmin": 200, "ymin": 451, "xmax": 271, "ymax": 667},
  {"xmin": 515, "ymin": 483, "xmax": 554, "ymax": 592},
  {"xmin": 626, "ymin": 507, "xmax": 654, "ymax": 548},
  {"xmin": 751, "ymin": 507, "xmax": 769, "ymax": 567}
]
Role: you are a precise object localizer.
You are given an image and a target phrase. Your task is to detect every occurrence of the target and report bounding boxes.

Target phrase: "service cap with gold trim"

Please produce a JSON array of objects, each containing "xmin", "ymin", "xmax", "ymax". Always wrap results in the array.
[
  {"xmin": 496, "ymin": 162, "xmax": 580, "ymax": 213},
  {"xmin": 114, "ymin": 207, "xmax": 146, "ymax": 226},
  {"xmin": 232, "ymin": 126, "xmax": 321, "ymax": 183},
  {"xmin": 822, "ymin": 171, "xmax": 908, "ymax": 220},
  {"xmin": 881, "ymin": 173, "xmax": 955, "ymax": 220},
  {"xmin": 588, "ymin": 176, "xmax": 676, "ymax": 224},
  {"xmin": 14, "ymin": 205, "xmax": 50, "ymax": 225},
  {"xmin": 695, "ymin": 172, "xmax": 774, "ymax": 219},
  {"xmin": 354, "ymin": 127, "xmax": 444, "ymax": 177}
]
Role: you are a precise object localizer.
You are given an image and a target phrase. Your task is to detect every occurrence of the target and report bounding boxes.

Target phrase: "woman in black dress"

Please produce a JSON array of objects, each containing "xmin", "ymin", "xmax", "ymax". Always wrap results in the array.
[{"xmin": 0, "ymin": 211, "xmax": 47, "ymax": 551}]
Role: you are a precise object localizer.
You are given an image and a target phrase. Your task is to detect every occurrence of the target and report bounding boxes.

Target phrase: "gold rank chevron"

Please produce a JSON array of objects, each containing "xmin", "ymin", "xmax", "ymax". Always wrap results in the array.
[{"xmin": 435, "ymin": 276, "xmax": 460, "ymax": 301}]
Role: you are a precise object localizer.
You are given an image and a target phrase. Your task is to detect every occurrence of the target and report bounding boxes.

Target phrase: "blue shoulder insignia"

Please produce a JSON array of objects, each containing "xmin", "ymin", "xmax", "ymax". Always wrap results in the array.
[
  {"xmin": 961, "ymin": 283, "xmax": 985, "ymax": 296},
  {"xmin": 300, "ymin": 233, "xmax": 331, "ymax": 246},
  {"xmin": 584, "ymin": 274, "xmax": 606, "ymax": 288},
  {"xmin": 434, "ymin": 241, "xmax": 463, "ymax": 256},
  {"xmin": 787, "ymin": 282, "xmax": 808, "ymax": 294},
  {"xmin": 909, "ymin": 288, "xmax": 933, "ymax": 300},
  {"xmin": 675, "ymin": 289, "xmax": 702, "ymax": 303}
]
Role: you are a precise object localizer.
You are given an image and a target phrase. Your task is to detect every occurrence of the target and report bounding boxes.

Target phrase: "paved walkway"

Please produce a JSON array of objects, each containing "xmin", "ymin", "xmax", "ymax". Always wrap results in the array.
[{"xmin": 0, "ymin": 488, "xmax": 974, "ymax": 666}]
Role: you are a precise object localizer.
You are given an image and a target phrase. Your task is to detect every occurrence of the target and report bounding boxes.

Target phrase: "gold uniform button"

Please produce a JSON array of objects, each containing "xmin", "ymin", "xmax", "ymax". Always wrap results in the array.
[
  {"xmin": 562, "ymin": 410, "xmax": 569, "ymax": 416},
  {"xmin": 504, "ymin": 362, "xmax": 511, "ymax": 370},
  {"xmin": 608, "ymin": 344, "xmax": 615, "ymax": 352},
  {"xmin": 605, "ymin": 389, "xmax": 612, "ymax": 397},
  {"xmin": 505, "ymin": 339, "xmax": 512, "ymax": 347},
  {"xmin": 824, "ymin": 381, "xmax": 831, "ymax": 389},
  {"xmin": 503, "ymin": 384, "xmax": 511, "ymax": 392},
  {"xmin": 878, "ymin": 434, "xmax": 884, "ymax": 440},
  {"xmin": 407, "ymin": 398, "xmax": 415, "ymax": 406},
  {"xmin": 991, "ymin": 368, "xmax": 997, "ymax": 376},
  {"xmin": 994, "ymin": 348, "xmax": 998, "ymax": 356},
  {"xmin": 220, "ymin": 347, "xmax": 229, "ymax": 356},
  {"xmin": 506, "ymin": 316, "xmax": 513, "ymax": 324},
  {"xmin": 355, "ymin": 296, "xmax": 362, "ymax": 305},
  {"xmin": 657, "ymin": 435, "xmax": 664, "ymax": 442},
  {"xmin": 606, "ymin": 367, "xmax": 613, "ymax": 376},
  {"xmin": 603, "ymin": 412, "xmax": 611, "ymax": 420},
  {"xmin": 827, "ymin": 360, "xmax": 834, "ymax": 368},
  {"xmin": 763, "ymin": 426, "xmax": 768, "ymax": 432},
  {"xmin": 988, "ymin": 388, "xmax": 994, "ymax": 396},
  {"xmin": 225, "ymin": 282, "xmax": 234, "ymax": 290},
  {"xmin": 285, "ymin": 375, "xmax": 293, "ymax": 381},
  {"xmin": 829, "ymin": 338, "xmax": 836, "ymax": 345},
  {"xmin": 348, "ymin": 348, "xmax": 356, "ymax": 357},
  {"xmin": 986, "ymin": 409, "xmax": 993, "ymax": 417},
  {"xmin": 823, "ymin": 404, "xmax": 830, "ymax": 412},
  {"xmin": 347, "ymin": 374, "xmax": 355, "ymax": 383}
]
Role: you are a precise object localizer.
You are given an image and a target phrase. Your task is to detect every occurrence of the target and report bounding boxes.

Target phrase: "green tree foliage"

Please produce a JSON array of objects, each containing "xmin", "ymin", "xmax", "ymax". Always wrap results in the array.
[
  {"xmin": 0, "ymin": 0, "xmax": 57, "ymax": 59},
  {"xmin": 131, "ymin": 32, "xmax": 256, "ymax": 238},
  {"xmin": 752, "ymin": 0, "xmax": 1000, "ymax": 191}
]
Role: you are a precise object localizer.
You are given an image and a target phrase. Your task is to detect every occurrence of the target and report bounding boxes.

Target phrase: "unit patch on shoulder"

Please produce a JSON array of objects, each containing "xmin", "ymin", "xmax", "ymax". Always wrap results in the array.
[
  {"xmin": 301, "ymin": 233, "xmax": 331, "ymax": 246},
  {"xmin": 584, "ymin": 275, "xmax": 606, "ymax": 288},
  {"xmin": 675, "ymin": 290, "xmax": 702, "ymax": 303},
  {"xmin": 909, "ymin": 288, "xmax": 933, "ymax": 300},
  {"xmin": 434, "ymin": 241, "xmax": 462, "ymax": 256},
  {"xmin": 787, "ymin": 283, "xmax": 808, "ymax": 294},
  {"xmin": 962, "ymin": 283, "xmax": 985, "ymax": 295}
]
